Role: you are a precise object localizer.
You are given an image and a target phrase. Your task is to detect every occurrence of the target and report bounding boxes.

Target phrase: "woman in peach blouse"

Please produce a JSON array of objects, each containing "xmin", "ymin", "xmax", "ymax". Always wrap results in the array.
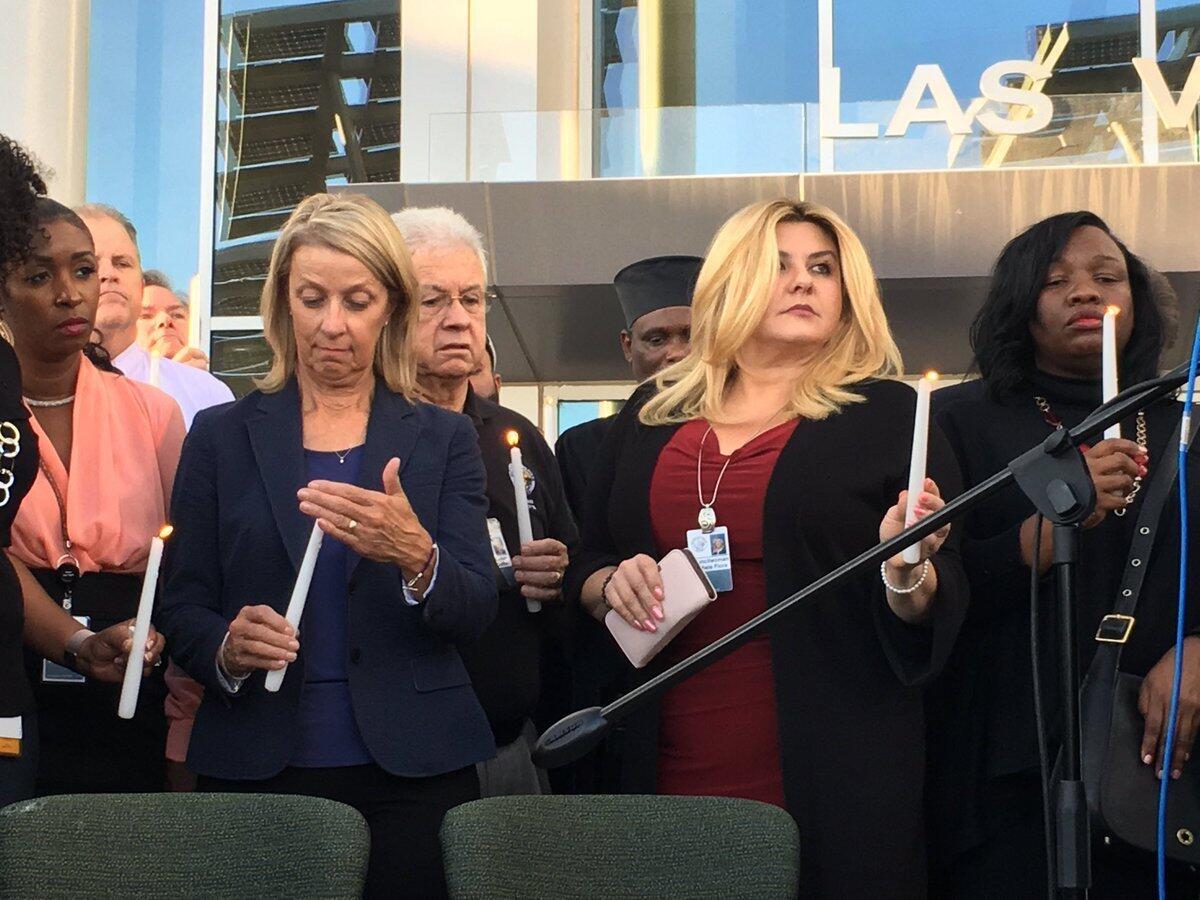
[{"xmin": 3, "ymin": 198, "xmax": 181, "ymax": 794}]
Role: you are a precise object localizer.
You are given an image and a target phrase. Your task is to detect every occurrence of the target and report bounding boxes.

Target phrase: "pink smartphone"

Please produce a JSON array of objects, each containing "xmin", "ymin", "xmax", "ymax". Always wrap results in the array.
[{"xmin": 604, "ymin": 548, "xmax": 717, "ymax": 668}]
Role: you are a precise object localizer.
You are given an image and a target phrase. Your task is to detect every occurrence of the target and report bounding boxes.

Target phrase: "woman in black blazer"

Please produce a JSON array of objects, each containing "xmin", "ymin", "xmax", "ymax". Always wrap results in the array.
[
  {"xmin": 159, "ymin": 194, "xmax": 497, "ymax": 898},
  {"xmin": 567, "ymin": 199, "xmax": 968, "ymax": 899}
]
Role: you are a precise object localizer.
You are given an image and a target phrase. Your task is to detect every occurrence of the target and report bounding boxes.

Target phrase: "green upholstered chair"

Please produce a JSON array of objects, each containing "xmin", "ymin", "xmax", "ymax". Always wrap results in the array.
[
  {"xmin": 0, "ymin": 792, "xmax": 368, "ymax": 899},
  {"xmin": 440, "ymin": 794, "xmax": 800, "ymax": 899}
]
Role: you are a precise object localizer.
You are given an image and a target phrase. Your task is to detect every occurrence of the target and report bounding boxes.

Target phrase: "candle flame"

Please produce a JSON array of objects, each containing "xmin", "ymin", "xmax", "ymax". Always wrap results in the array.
[
  {"xmin": 924, "ymin": 371, "xmax": 940, "ymax": 381},
  {"xmin": 158, "ymin": 524, "xmax": 174, "ymax": 540},
  {"xmin": 505, "ymin": 429, "xmax": 520, "ymax": 448},
  {"xmin": 1106, "ymin": 305, "xmax": 1121, "ymax": 317}
]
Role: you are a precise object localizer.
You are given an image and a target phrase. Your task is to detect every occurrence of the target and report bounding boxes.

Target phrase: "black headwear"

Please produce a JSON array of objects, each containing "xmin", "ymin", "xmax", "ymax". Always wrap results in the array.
[{"xmin": 614, "ymin": 255, "xmax": 703, "ymax": 330}]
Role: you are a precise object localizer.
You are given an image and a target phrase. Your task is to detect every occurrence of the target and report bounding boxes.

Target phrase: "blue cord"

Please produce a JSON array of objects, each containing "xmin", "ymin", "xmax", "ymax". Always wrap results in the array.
[{"xmin": 1158, "ymin": 311, "xmax": 1200, "ymax": 899}]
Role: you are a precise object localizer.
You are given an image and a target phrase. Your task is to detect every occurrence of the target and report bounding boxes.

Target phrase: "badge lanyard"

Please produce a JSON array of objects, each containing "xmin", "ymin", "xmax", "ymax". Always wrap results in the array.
[
  {"xmin": 36, "ymin": 457, "xmax": 81, "ymax": 610},
  {"xmin": 689, "ymin": 409, "xmax": 788, "ymax": 593}
]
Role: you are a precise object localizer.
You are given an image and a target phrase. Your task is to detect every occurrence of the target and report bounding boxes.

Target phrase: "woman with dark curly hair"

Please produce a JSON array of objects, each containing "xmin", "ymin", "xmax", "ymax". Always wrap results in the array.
[
  {"xmin": 926, "ymin": 211, "xmax": 1200, "ymax": 897},
  {"xmin": 0, "ymin": 182, "xmax": 172, "ymax": 801}
]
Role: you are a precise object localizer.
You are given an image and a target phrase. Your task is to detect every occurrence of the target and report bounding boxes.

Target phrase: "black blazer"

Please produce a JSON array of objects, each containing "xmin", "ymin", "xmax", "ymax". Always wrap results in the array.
[
  {"xmin": 159, "ymin": 378, "xmax": 498, "ymax": 780},
  {"xmin": 565, "ymin": 379, "xmax": 969, "ymax": 900}
]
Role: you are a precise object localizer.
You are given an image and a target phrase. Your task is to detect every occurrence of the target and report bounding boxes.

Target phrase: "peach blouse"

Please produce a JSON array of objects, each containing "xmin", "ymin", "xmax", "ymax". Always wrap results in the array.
[{"xmin": 10, "ymin": 359, "xmax": 185, "ymax": 575}]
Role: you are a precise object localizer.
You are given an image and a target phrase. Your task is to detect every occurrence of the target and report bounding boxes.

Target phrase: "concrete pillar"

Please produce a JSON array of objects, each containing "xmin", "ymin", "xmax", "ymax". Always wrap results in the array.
[{"xmin": 0, "ymin": 0, "xmax": 90, "ymax": 203}]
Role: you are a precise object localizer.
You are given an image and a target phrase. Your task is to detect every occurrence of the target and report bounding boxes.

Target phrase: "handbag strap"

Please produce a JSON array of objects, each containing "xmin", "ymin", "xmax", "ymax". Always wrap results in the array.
[{"xmin": 1094, "ymin": 413, "xmax": 1193, "ymax": 672}]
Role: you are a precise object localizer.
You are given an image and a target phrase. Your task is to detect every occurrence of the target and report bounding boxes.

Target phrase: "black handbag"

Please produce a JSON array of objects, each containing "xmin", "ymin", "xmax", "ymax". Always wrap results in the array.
[{"xmin": 1080, "ymin": 417, "xmax": 1200, "ymax": 864}]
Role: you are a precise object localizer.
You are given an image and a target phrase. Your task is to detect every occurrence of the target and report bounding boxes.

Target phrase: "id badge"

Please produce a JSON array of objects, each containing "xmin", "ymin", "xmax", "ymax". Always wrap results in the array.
[
  {"xmin": 686, "ymin": 526, "xmax": 733, "ymax": 593},
  {"xmin": 43, "ymin": 615, "xmax": 89, "ymax": 684},
  {"xmin": 487, "ymin": 518, "xmax": 516, "ymax": 588},
  {"xmin": 0, "ymin": 716, "xmax": 21, "ymax": 758}
]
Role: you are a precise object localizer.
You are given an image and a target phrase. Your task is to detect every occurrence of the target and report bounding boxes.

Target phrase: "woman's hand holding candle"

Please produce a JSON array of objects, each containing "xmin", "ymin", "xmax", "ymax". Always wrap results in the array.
[
  {"xmin": 82, "ymin": 620, "xmax": 165, "ymax": 682},
  {"xmin": 512, "ymin": 539, "xmax": 569, "ymax": 605},
  {"xmin": 297, "ymin": 457, "xmax": 434, "ymax": 582},
  {"xmin": 220, "ymin": 605, "xmax": 298, "ymax": 679},
  {"xmin": 879, "ymin": 478, "xmax": 950, "ymax": 622}
]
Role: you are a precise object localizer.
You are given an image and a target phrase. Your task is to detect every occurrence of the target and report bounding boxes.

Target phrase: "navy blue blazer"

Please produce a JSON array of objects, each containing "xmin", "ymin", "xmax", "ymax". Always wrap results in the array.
[{"xmin": 158, "ymin": 378, "xmax": 498, "ymax": 780}]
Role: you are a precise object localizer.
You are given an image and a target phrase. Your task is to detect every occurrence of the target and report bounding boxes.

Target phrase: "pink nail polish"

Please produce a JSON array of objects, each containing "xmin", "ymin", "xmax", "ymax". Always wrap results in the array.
[
  {"xmin": 654, "ymin": 587, "xmax": 664, "ymax": 599},
  {"xmin": 644, "ymin": 620, "xmax": 657, "ymax": 632},
  {"xmin": 1143, "ymin": 753, "xmax": 1153, "ymax": 765},
  {"xmin": 652, "ymin": 606, "xmax": 664, "ymax": 620}
]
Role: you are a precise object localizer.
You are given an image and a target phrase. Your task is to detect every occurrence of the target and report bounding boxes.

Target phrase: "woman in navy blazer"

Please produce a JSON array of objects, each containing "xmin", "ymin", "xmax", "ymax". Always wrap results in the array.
[{"xmin": 158, "ymin": 194, "xmax": 497, "ymax": 898}]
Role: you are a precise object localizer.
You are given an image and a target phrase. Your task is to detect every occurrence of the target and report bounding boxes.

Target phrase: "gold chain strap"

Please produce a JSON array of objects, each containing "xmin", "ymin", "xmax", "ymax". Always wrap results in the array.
[{"xmin": 1034, "ymin": 396, "xmax": 1147, "ymax": 515}]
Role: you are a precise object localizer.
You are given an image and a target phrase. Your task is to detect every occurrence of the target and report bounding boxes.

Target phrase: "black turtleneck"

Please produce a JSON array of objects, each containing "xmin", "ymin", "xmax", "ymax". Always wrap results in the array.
[{"xmin": 924, "ymin": 369, "xmax": 1200, "ymax": 856}]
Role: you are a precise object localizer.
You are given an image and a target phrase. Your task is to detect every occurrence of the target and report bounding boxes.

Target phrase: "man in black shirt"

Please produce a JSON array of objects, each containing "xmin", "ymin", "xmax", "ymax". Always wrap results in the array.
[
  {"xmin": 393, "ymin": 206, "xmax": 577, "ymax": 796},
  {"xmin": 554, "ymin": 255, "xmax": 701, "ymax": 522}
]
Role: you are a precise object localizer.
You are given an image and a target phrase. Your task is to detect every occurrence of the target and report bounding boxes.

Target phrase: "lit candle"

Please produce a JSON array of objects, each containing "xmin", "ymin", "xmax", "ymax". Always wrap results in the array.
[
  {"xmin": 264, "ymin": 521, "xmax": 323, "ymax": 693},
  {"xmin": 903, "ymin": 372, "xmax": 939, "ymax": 566},
  {"xmin": 506, "ymin": 430, "xmax": 540, "ymax": 613},
  {"xmin": 148, "ymin": 350, "xmax": 162, "ymax": 388},
  {"xmin": 118, "ymin": 524, "xmax": 173, "ymax": 719},
  {"xmin": 1103, "ymin": 305, "xmax": 1121, "ymax": 440}
]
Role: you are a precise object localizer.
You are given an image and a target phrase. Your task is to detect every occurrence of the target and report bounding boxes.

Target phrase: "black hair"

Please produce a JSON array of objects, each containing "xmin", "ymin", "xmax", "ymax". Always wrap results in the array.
[
  {"xmin": 0, "ymin": 135, "xmax": 47, "ymax": 270},
  {"xmin": 33, "ymin": 196, "xmax": 89, "ymax": 236},
  {"xmin": 970, "ymin": 210, "xmax": 1164, "ymax": 399}
]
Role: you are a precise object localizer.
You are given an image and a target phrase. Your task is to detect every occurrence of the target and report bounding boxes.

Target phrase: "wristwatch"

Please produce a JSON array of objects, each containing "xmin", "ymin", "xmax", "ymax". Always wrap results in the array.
[{"xmin": 63, "ymin": 627, "xmax": 95, "ymax": 674}]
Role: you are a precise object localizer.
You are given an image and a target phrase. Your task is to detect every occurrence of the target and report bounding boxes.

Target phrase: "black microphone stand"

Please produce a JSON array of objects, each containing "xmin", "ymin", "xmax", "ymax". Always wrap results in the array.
[{"xmin": 534, "ymin": 363, "xmax": 1193, "ymax": 898}]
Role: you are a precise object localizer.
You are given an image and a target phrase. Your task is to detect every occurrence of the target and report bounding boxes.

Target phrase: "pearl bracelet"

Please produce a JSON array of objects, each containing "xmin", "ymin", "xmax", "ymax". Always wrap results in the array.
[{"xmin": 880, "ymin": 558, "xmax": 930, "ymax": 595}]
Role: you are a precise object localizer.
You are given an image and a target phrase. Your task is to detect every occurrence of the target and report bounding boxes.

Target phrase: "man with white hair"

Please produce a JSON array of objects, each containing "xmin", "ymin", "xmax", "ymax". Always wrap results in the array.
[
  {"xmin": 393, "ymin": 206, "xmax": 576, "ymax": 796},
  {"xmin": 75, "ymin": 204, "xmax": 233, "ymax": 428}
]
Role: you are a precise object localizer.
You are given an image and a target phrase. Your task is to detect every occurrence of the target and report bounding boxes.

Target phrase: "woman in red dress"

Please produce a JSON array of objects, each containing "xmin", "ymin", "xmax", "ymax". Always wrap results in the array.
[{"xmin": 567, "ymin": 199, "xmax": 968, "ymax": 898}]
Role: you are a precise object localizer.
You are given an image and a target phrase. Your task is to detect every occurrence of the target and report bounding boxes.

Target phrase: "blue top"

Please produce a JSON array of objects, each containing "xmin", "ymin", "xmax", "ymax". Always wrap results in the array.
[{"xmin": 291, "ymin": 446, "xmax": 374, "ymax": 768}]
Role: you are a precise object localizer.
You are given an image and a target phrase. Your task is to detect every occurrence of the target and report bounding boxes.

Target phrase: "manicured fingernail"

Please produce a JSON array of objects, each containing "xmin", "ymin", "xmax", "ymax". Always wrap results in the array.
[
  {"xmin": 652, "ymin": 605, "xmax": 664, "ymax": 621},
  {"xmin": 1144, "ymin": 753, "xmax": 1153, "ymax": 765},
  {"xmin": 653, "ymin": 587, "xmax": 663, "ymax": 599},
  {"xmin": 643, "ymin": 620, "xmax": 657, "ymax": 633},
  {"xmin": 145, "ymin": 652, "xmax": 153, "ymax": 662},
  {"xmin": 1173, "ymin": 769, "xmax": 1182, "ymax": 780}
]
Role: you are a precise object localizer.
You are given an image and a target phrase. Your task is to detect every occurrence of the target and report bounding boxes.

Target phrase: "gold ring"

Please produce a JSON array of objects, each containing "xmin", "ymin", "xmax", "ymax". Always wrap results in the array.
[{"xmin": 347, "ymin": 519, "xmax": 358, "ymax": 531}]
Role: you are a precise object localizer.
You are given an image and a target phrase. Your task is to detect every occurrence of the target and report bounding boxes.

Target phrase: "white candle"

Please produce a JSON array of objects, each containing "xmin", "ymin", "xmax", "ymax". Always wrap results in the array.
[
  {"xmin": 118, "ymin": 525, "xmax": 172, "ymax": 719},
  {"xmin": 903, "ymin": 372, "xmax": 938, "ymax": 565},
  {"xmin": 148, "ymin": 351, "xmax": 162, "ymax": 388},
  {"xmin": 1102, "ymin": 305, "xmax": 1121, "ymax": 441},
  {"xmin": 264, "ymin": 521, "xmax": 324, "ymax": 693},
  {"xmin": 506, "ymin": 430, "xmax": 540, "ymax": 613}
]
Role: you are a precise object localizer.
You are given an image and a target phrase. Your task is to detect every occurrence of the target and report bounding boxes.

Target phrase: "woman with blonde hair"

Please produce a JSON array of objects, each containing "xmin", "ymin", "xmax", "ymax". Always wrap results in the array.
[
  {"xmin": 159, "ymin": 193, "xmax": 497, "ymax": 897},
  {"xmin": 567, "ymin": 199, "xmax": 968, "ymax": 898}
]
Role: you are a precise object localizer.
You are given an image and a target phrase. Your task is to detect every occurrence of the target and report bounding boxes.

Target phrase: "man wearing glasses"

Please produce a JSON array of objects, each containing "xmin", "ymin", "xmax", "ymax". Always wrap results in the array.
[{"xmin": 392, "ymin": 208, "xmax": 577, "ymax": 797}]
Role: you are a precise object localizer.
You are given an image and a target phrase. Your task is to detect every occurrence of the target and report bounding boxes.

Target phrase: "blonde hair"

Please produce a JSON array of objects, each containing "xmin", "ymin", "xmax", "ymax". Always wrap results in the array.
[
  {"xmin": 640, "ymin": 199, "xmax": 901, "ymax": 426},
  {"xmin": 258, "ymin": 193, "xmax": 420, "ymax": 396}
]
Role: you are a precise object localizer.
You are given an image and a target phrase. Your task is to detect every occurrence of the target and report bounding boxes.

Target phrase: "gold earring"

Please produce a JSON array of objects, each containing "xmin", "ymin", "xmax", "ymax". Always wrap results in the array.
[{"xmin": 0, "ymin": 318, "xmax": 12, "ymax": 345}]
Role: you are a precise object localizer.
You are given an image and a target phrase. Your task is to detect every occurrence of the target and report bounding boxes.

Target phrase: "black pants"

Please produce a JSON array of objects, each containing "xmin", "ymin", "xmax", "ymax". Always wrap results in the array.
[
  {"xmin": 931, "ymin": 771, "xmax": 1200, "ymax": 899},
  {"xmin": 26, "ymin": 570, "xmax": 167, "ymax": 795},
  {"xmin": 199, "ymin": 763, "xmax": 478, "ymax": 899}
]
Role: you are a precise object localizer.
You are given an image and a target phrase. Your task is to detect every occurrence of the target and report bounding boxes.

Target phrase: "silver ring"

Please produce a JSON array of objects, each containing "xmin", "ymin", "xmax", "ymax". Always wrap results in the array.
[{"xmin": 347, "ymin": 519, "xmax": 358, "ymax": 531}]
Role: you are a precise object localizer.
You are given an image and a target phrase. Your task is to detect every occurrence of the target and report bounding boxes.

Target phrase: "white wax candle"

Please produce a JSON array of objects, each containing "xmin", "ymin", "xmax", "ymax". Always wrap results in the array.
[
  {"xmin": 118, "ymin": 525, "xmax": 172, "ymax": 719},
  {"xmin": 1102, "ymin": 306, "xmax": 1121, "ymax": 441},
  {"xmin": 148, "ymin": 351, "xmax": 162, "ymax": 388},
  {"xmin": 264, "ymin": 521, "xmax": 324, "ymax": 693},
  {"xmin": 507, "ymin": 432, "xmax": 540, "ymax": 613},
  {"xmin": 902, "ymin": 373, "xmax": 937, "ymax": 565}
]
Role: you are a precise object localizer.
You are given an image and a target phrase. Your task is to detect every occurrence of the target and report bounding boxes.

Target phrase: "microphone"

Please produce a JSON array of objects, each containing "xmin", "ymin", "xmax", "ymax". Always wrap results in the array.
[{"xmin": 532, "ymin": 707, "xmax": 609, "ymax": 768}]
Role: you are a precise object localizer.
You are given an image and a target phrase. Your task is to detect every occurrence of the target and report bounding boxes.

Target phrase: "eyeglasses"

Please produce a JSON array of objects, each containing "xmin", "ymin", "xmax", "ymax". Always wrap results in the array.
[{"xmin": 417, "ymin": 288, "xmax": 497, "ymax": 320}]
